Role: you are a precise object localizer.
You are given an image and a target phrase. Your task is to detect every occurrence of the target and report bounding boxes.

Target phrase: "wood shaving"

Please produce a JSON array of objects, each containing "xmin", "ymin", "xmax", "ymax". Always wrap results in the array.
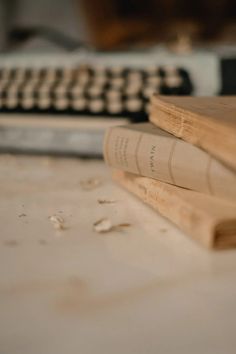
[
  {"xmin": 80, "ymin": 178, "xmax": 102, "ymax": 191},
  {"xmin": 18, "ymin": 213, "xmax": 27, "ymax": 217},
  {"xmin": 93, "ymin": 218, "xmax": 131, "ymax": 234},
  {"xmin": 97, "ymin": 199, "xmax": 117, "ymax": 204},
  {"xmin": 49, "ymin": 215, "xmax": 65, "ymax": 230},
  {"xmin": 93, "ymin": 218, "xmax": 112, "ymax": 233}
]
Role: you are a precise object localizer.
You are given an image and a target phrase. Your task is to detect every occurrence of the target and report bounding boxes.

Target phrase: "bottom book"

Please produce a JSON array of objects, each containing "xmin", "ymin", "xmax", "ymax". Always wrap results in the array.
[{"xmin": 113, "ymin": 169, "xmax": 236, "ymax": 249}]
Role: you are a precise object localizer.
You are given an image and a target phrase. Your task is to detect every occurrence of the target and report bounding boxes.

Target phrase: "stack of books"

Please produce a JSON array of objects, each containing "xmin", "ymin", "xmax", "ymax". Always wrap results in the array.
[{"xmin": 104, "ymin": 96, "xmax": 236, "ymax": 249}]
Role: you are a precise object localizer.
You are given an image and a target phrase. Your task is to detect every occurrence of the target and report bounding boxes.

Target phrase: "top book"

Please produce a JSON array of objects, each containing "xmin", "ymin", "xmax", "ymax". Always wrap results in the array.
[{"xmin": 150, "ymin": 95, "xmax": 236, "ymax": 171}]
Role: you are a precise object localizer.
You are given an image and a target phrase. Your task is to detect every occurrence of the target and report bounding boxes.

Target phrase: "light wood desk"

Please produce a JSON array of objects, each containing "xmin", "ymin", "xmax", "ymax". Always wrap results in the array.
[{"xmin": 1, "ymin": 155, "xmax": 236, "ymax": 354}]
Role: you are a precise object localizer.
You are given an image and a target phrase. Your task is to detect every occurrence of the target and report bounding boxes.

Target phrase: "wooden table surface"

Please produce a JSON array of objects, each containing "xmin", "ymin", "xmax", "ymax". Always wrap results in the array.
[{"xmin": 1, "ymin": 155, "xmax": 236, "ymax": 354}]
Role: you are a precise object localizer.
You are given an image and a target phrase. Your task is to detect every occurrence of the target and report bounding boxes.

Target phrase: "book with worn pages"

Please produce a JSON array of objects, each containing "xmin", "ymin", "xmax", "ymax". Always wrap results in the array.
[
  {"xmin": 104, "ymin": 122, "xmax": 236, "ymax": 202},
  {"xmin": 150, "ymin": 96, "xmax": 236, "ymax": 171},
  {"xmin": 113, "ymin": 170, "xmax": 236, "ymax": 249}
]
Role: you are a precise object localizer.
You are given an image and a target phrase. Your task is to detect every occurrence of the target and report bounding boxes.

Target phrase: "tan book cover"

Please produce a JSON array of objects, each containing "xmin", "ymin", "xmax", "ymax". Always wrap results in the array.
[
  {"xmin": 150, "ymin": 95, "xmax": 236, "ymax": 171},
  {"xmin": 113, "ymin": 169, "xmax": 236, "ymax": 249},
  {"xmin": 104, "ymin": 123, "xmax": 236, "ymax": 202}
]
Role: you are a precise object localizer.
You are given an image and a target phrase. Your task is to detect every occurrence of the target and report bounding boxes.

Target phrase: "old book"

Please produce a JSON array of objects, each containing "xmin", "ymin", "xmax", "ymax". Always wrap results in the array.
[
  {"xmin": 113, "ymin": 169, "xmax": 236, "ymax": 249},
  {"xmin": 104, "ymin": 122, "xmax": 236, "ymax": 202},
  {"xmin": 150, "ymin": 95, "xmax": 236, "ymax": 171}
]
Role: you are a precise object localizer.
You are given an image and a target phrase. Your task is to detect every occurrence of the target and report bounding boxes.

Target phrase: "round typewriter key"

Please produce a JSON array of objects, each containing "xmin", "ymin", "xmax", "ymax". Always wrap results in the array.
[
  {"xmin": 125, "ymin": 84, "xmax": 142, "ymax": 96},
  {"xmin": 27, "ymin": 77, "xmax": 40, "ymax": 86},
  {"xmin": 126, "ymin": 98, "xmax": 142, "ymax": 112},
  {"xmin": 22, "ymin": 97, "xmax": 35, "ymax": 109},
  {"xmin": 110, "ymin": 77, "xmax": 124, "ymax": 89},
  {"xmin": 45, "ymin": 69, "xmax": 57, "ymax": 82},
  {"xmin": 61, "ymin": 68, "xmax": 74, "ymax": 80},
  {"xmin": 164, "ymin": 65, "xmax": 178, "ymax": 76},
  {"xmin": 106, "ymin": 90, "xmax": 121, "ymax": 100},
  {"xmin": 93, "ymin": 76, "xmax": 107, "ymax": 86},
  {"xmin": 71, "ymin": 85, "xmax": 84, "ymax": 96},
  {"xmin": 55, "ymin": 85, "xmax": 67, "ymax": 96},
  {"xmin": 38, "ymin": 97, "xmax": 51, "ymax": 109},
  {"xmin": 72, "ymin": 98, "xmax": 87, "ymax": 110},
  {"xmin": 142, "ymin": 86, "xmax": 155, "ymax": 98},
  {"xmin": 89, "ymin": 99, "xmax": 104, "ymax": 113},
  {"xmin": 78, "ymin": 72, "xmax": 90, "ymax": 85},
  {"xmin": 59, "ymin": 76, "xmax": 72, "ymax": 86},
  {"xmin": 5, "ymin": 96, "xmax": 18, "ymax": 109},
  {"xmin": 107, "ymin": 100, "xmax": 123, "ymax": 114},
  {"xmin": 30, "ymin": 68, "xmax": 42, "ymax": 80},
  {"xmin": 110, "ymin": 66, "xmax": 124, "ymax": 76},
  {"xmin": 127, "ymin": 72, "xmax": 142, "ymax": 82},
  {"xmin": 94, "ymin": 66, "xmax": 106, "ymax": 75},
  {"xmin": 87, "ymin": 85, "xmax": 103, "ymax": 97},
  {"xmin": 1, "ymin": 68, "xmax": 11, "ymax": 80},
  {"xmin": 15, "ymin": 68, "xmax": 26, "ymax": 82},
  {"xmin": 91, "ymin": 69, "xmax": 108, "ymax": 79},
  {"xmin": 8, "ymin": 84, "xmax": 19, "ymax": 96},
  {"xmin": 6, "ymin": 89, "xmax": 18, "ymax": 99},
  {"xmin": 146, "ymin": 76, "xmax": 162, "ymax": 86},
  {"xmin": 165, "ymin": 75, "xmax": 182, "ymax": 87},
  {"xmin": 146, "ymin": 66, "xmax": 158, "ymax": 75},
  {"xmin": 23, "ymin": 84, "xmax": 35, "ymax": 95},
  {"xmin": 0, "ymin": 79, "xmax": 9, "ymax": 93},
  {"xmin": 39, "ymin": 85, "xmax": 51, "ymax": 95},
  {"xmin": 54, "ymin": 97, "xmax": 69, "ymax": 110},
  {"xmin": 38, "ymin": 91, "xmax": 50, "ymax": 100}
]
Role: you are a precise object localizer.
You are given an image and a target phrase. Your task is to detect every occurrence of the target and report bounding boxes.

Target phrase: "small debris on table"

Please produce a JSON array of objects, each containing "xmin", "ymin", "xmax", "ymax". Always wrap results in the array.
[
  {"xmin": 97, "ymin": 199, "xmax": 117, "ymax": 204},
  {"xmin": 159, "ymin": 228, "xmax": 167, "ymax": 233},
  {"xmin": 38, "ymin": 239, "xmax": 48, "ymax": 245},
  {"xmin": 49, "ymin": 215, "xmax": 65, "ymax": 230},
  {"xmin": 4, "ymin": 240, "xmax": 19, "ymax": 247},
  {"xmin": 18, "ymin": 213, "xmax": 27, "ymax": 218},
  {"xmin": 80, "ymin": 178, "xmax": 102, "ymax": 191},
  {"xmin": 93, "ymin": 217, "xmax": 131, "ymax": 234}
]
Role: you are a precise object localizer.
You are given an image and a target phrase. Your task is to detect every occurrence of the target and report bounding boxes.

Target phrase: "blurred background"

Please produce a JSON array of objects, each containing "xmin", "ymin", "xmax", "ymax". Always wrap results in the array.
[{"xmin": 0, "ymin": 0, "xmax": 236, "ymax": 51}]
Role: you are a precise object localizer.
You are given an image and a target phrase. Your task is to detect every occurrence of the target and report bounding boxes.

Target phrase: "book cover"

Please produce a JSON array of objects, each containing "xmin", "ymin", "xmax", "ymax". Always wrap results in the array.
[
  {"xmin": 104, "ymin": 122, "xmax": 236, "ymax": 202},
  {"xmin": 113, "ymin": 169, "xmax": 236, "ymax": 249}
]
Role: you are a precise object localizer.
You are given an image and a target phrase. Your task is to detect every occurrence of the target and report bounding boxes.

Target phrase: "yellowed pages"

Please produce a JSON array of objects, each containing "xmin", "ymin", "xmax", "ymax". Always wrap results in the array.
[
  {"xmin": 113, "ymin": 169, "xmax": 236, "ymax": 249},
  {"xmin": 150, "ymin": 95, "xmax": 236, "ymax": 171},
  {"xmin": 104, "ymin": 123, "xmax": 236, "ymax": 202}
]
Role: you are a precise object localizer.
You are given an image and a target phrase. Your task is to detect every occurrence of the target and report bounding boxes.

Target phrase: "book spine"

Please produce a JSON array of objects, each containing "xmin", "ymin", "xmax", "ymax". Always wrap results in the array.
[
  {"xmin": 113, "ymin": 170, "xmax": 236, "ymax": 249},
  {"xmin": 104, "ymin": 125, "xmax": 236, "ymax": 202}
]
